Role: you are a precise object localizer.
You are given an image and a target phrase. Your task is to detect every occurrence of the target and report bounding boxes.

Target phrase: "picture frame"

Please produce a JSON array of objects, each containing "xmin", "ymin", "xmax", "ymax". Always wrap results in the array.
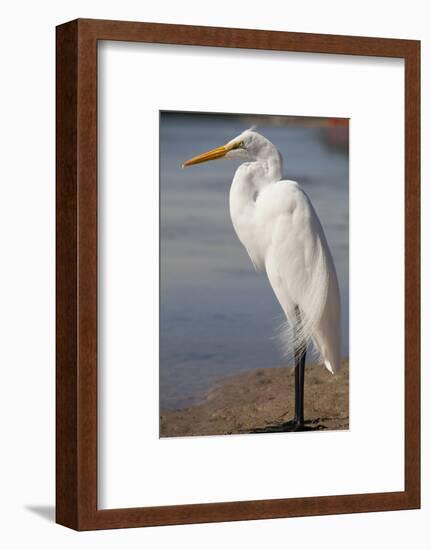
[{"xmin": 56, "ymin": 18, "xmax": 420, "ymax": 530}]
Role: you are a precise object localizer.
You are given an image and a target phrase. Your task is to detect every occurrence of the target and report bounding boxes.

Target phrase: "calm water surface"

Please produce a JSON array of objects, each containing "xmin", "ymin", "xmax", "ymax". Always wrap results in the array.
[{"xmin": 160, "ymin": 113, "xmax": 349, "ymax": 410}]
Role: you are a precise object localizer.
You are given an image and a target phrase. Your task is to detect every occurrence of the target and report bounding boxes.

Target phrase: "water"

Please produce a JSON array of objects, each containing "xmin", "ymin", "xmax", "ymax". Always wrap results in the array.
[{"xmin": 160, "ymin": 112, "xmax": 349, "ymax": 410}]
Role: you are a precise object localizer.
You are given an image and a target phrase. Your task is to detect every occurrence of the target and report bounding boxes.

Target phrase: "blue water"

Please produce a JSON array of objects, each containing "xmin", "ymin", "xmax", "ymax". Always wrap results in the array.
[{"xmin": 160, "ymin": 112, "xmax": 349, "ymax": 410}]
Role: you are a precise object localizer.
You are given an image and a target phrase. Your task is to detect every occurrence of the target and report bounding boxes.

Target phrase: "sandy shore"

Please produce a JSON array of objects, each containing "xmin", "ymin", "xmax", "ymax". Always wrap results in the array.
[{"xmin": 160, "ymin": 360, "xmax": 349, "ymax": 437}]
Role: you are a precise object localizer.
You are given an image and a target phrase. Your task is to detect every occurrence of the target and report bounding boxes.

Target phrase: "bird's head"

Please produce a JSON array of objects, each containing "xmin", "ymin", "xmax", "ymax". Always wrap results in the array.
[{"xmin": 181, "ymin": 129, "xmax": 277, "ymax": 168}]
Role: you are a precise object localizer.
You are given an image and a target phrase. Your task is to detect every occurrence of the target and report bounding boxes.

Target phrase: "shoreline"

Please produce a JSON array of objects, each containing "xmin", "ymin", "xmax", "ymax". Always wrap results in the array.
[{"xmin": 160, "ymin": 359, "xmax": 349, "ymax": 438}]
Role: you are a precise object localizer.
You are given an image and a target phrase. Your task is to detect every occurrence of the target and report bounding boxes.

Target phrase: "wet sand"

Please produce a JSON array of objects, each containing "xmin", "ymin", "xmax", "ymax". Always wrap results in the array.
[{"xmin": 160, "ymin": 360, "xmax": 349, "ymax": 437}]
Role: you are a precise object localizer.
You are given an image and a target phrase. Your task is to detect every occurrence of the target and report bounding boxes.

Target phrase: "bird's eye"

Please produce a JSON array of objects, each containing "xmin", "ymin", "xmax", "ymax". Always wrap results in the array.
[{"xmin": 234, "ymin": 140, "xmax": 245, "ymax": 149}]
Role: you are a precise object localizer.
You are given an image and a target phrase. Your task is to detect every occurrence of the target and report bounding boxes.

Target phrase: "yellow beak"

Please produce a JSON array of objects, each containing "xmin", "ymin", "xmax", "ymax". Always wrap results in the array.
[{"xmin": 181, "ymin": 144, "xmax": 231, "ymax": 168}]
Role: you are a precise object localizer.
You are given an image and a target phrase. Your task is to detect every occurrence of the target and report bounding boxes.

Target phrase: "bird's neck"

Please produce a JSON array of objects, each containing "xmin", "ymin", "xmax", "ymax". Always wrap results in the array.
[
  {"xmin": 229, "ymin": 152, "xmax": 282, "ymax": 272},
  {"xmin": 261, "ymin": 147, "xmax": 283, "ymax": 182},
  {"xmin": 231, "ymin": 150, "xmax": 283, "ymax": 201}
]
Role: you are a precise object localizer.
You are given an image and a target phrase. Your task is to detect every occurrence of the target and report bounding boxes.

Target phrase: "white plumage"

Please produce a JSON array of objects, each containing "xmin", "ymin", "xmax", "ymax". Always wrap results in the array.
[{"xmin": 182, "ymin": 129, "xmax": 341, "ymax": 375}]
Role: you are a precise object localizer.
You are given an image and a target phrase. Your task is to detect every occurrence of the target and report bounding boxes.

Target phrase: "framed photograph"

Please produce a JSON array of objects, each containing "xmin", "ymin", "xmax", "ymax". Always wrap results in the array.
[{"xmin": 56, "ymin": 18, "xmax": 420, "ymax": 530}]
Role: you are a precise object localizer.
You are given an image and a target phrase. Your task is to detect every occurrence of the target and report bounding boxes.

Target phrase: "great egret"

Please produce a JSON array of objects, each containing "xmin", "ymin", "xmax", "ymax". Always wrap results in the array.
[{"xmin": 182, "ymin": 129, "xmax": 341, "ymax": 431}]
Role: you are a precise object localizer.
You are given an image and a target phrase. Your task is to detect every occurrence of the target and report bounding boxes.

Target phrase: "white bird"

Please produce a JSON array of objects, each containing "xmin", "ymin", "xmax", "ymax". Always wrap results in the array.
[{"xmin": 182, "ymin": 129, "xmax": 341, "ymax": 431}]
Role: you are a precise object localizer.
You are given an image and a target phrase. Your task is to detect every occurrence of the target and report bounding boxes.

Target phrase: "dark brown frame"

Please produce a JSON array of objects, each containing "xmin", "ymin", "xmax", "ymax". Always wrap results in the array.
[{"xmin": 56, "ymin": 18, "xmax": 420, "ymax": 531}]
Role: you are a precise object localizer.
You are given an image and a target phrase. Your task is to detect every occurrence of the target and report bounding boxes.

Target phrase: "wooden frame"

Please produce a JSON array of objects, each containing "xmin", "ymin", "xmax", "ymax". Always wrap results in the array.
[{"xmin": 56, "ymin": 18, "xmax": 420, "ymax": 530}]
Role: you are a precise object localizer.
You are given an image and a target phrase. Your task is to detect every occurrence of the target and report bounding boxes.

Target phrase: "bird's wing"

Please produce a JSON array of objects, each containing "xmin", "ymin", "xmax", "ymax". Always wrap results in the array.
[{"xmin": 260, "ymin": 181, "xmax": 341, "ymax": 373}]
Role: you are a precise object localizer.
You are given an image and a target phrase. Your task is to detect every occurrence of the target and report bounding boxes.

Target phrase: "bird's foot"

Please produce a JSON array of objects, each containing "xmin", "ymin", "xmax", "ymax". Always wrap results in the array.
[
  {"xmin": 279, "ymin": 418, "xmax": 326, "ymax": 432},
  {"xmin": 248, "ymin": 418, "xmax": 327, "ymax": 434},
  {"xmin": 279, "ymin": 419, "xmax": 308, "ymax": 432}
]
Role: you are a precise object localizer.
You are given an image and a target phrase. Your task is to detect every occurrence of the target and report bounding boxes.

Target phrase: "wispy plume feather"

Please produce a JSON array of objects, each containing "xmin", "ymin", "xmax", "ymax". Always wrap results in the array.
[{"xmin": 275, "ymin": 238, "xmax": 329, "ymax": 366}]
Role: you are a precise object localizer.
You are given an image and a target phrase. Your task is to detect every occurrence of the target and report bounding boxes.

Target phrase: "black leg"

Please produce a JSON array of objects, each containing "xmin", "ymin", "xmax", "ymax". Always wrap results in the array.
[
  {"xmin": 250, "ymin": 310, "xmax": 329, "ymax": 433},
  {"xmin": 277, "ymin": 344, "xmax": 306, "ymax": 431},
  {"xmin": 249, "ymin": 326, "xmax": 327, "ymax": 432},
  {"xmin": 276, "ymin": 307, "xmax": 307, "ymax": 432},
  {"xmin": 294, "ymin": 341, "xmax": 306, "ymax": 427},
  {"xmin": 290, "ymin": 305, "xmax": 306, "ymax": 429}
]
